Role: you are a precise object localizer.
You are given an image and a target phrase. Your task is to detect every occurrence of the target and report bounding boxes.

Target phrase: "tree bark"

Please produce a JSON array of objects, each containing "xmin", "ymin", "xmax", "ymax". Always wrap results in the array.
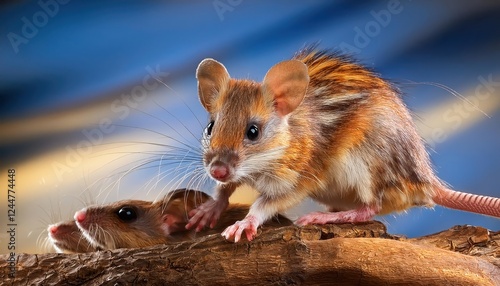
[{"xmin": 1, "ymin": 221, "xmax": 499, "ymax": 285}]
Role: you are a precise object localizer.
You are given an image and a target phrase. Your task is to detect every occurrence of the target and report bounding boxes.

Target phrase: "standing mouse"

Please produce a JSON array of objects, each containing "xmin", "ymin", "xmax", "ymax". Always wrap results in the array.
[
  {"xmin": 74, "ymin": 189, "xmax": 291, "ymax": 249},
  {"xmin": 47, "ymin": 220, "xmax": 99, "ymax": 253},
  {"xmin": 186, "ymin": 47, "xmax": 500, "ymax": 242}
]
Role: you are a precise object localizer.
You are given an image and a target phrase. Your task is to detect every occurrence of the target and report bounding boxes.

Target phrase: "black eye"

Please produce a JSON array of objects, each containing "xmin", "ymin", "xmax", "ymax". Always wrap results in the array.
[
  {"xmin": 116, "ymin": 207, "xmax": 137, "ymax": 222},
  {"xmin": 246, "ymin": 124, "xmax": 259, "ymax": 141},
  {"xmin": 205, "ymin": 121, "xmax": 214, "ymax": 136}
]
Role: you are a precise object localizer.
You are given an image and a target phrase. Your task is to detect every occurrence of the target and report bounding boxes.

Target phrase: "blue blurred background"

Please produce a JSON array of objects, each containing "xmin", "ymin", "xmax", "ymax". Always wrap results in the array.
[{"xmin": 1, "ymin": 0, "xmax": 499, "ymax": 253}]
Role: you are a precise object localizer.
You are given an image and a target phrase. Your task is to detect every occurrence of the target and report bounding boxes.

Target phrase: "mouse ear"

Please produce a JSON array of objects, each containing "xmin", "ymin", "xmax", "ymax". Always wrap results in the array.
[
  {"xmin": 160, "ymin": 213, "xmax": 183, "ymax": 236},
  {"xmin": 262, "ymin": 60, "xmax": 309, "ymax": 117},
  {"xmin": 196, "ymin": 58, "xmax": 230, "ymax": 113}
]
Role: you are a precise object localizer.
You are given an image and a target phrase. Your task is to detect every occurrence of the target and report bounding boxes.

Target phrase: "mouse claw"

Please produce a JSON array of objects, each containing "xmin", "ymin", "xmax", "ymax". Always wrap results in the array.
[{"xmin": 221, "ymin": 215, "xmax": 259, "ymax": 243}]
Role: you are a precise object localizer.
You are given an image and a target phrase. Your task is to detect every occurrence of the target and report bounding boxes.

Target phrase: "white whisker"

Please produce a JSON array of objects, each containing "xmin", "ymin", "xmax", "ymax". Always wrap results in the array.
[{"xmin": 402, "ymin": 80, "xmax": 489, "ymax": 118}]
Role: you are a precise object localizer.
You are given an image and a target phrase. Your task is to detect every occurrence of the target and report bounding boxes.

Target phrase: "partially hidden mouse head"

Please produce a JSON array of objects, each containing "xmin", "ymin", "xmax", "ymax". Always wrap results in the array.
[{"xmin": 74, "ymin": 189, "xmax": 211, "ymax": 249}]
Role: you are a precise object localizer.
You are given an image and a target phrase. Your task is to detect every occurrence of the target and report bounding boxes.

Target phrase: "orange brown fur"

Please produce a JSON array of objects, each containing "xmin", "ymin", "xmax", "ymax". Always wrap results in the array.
[
  {"xmin": 196, "ymin": 48, "xmax": 440, "ymax": 225},
  {"xmin": 194, "ymin": 47, "xmax": 500, "ymax": 242},
  {"xmin": 294, "ymin": 50, "xmax": 438, "ymax": 213}
]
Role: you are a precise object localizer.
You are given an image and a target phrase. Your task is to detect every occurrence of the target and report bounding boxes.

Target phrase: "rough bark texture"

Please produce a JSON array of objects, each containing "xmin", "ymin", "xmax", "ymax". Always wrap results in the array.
[{"xmin": 1, "ymin": 221, "xmax": 499, "ymax": 285}]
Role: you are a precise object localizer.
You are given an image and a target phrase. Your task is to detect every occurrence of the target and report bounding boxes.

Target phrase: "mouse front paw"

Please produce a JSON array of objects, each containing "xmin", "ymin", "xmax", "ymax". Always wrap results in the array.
[
  {"xmin": 186, "ymin": 199, "xmax": 228, "ymax": 231},
  {"xmin": 221, "ymin": 215, "xmax": 259, "ymax": 243}
]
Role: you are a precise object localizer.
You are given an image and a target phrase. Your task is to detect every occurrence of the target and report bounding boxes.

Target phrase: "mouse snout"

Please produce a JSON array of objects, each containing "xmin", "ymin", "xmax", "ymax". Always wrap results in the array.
[
  {"xmin": 48, "ymin": 224, "xmax": 58, "ymax": 236},
  {"xmin": 74, "ymin": 210, "xmax": 87, "ymax": 223},
  {"xmin": 205, "ymin": 149, "xmax": 239, "ymax": 183},
  {"xmin": 210, "ymin": 162, "xmax": 230, "ymax": 181}
]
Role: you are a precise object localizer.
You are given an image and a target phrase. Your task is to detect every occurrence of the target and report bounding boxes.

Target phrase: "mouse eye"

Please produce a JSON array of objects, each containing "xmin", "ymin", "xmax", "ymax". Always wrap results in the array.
[
  {"xmin": 205, "ymin": 121, "xmax": 214, "ymax": 136},
  {"xmin": 246, "ymin": 124, "xmax": 260, "ymax": 141},
  {"xmin": 116, "ymin": 207, "xmax": 137, "ymax": 222}
]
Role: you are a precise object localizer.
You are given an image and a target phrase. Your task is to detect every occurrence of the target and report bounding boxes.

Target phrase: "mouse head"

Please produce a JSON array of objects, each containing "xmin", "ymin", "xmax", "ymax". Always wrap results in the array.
[
  {"xmin": 74, "ymin": 200, "xmax": 167, "ymax": 249},
  {"xmin": 74, "ymin": 189, "xmax": 212, "ymax": 249},
  {"xmin": 196, "ymin": 58, "xmax": 309, "ymax": 184}
]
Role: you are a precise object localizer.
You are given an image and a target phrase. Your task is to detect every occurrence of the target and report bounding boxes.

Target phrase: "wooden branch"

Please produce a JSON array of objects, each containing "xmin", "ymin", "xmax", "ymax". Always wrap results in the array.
[{"xmin": 1, "ymin": 222, "xmax": 499, "ymax": 285}]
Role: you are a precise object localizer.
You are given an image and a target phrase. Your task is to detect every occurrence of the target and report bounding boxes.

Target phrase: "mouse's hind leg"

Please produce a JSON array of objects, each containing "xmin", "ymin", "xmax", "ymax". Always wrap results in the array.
[{"xmin": 295, "ymin": 204, "xmax": 379, "ymax": 225}]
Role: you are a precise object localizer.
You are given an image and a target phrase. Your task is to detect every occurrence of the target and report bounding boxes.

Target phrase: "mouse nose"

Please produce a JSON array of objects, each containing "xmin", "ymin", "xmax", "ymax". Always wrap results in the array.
[
  {"xmin": 48, "ymin": 224, "xmax": 58, "ymax": 235},
  {"xmin": 74, "ymin": 210, "xmax": 86, "ymax": 223},
  {"xmin": 210, "ymin": 162, "xmax": 230, "ymax": 181}
]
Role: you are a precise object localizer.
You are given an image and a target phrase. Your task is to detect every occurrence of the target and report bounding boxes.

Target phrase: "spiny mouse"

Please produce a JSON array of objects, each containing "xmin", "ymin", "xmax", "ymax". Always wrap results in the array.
[{"xmin": 186, "ymin": 47, "xmax": 500, "ymax": 242}]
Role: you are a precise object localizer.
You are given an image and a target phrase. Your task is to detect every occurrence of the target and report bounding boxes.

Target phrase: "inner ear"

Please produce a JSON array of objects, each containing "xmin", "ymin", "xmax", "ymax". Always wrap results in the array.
[
  {"xmin": 196, "ymin": 58, "xmax": 230, "ymax": 113},
  {"xmin": 262, "ymin": 60, "xmax": 309, "ymax": 117},
  {"xmin": 161, "ymin": 213, "xmax": 184, "ymax": 236}
]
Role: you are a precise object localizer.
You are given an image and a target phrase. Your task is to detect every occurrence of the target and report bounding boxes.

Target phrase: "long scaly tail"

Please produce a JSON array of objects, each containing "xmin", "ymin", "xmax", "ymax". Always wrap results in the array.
[{"xmin": 433, "ymin": 188, "xmax": 500, "ymax": 218}]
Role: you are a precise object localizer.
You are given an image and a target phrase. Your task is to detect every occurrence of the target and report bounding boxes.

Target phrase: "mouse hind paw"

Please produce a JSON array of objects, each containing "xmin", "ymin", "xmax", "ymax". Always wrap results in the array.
[{"xmin": 295, "ymin": 204, "xmax": 378, "ymax": 226}]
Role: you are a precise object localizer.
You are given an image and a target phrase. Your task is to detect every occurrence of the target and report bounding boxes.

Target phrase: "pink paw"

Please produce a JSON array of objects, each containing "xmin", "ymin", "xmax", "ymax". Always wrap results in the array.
[
  {"xmin": 221, "ymin": 216, "xmax": 259, "ymax": 243},
  {"xmin": 186, "ymin": 199, "xmax": 228, "ymax": 232},
  {"xmin": 296, "ymin": 211, "xmax": 340, "ymax": 226}
]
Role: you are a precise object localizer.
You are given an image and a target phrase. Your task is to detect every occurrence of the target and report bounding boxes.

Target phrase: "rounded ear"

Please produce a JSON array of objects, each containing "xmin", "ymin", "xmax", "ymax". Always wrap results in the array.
[
  {"xmin": 196, "ymin": 58, "xmax": 230, "ymax": 112},
  {"xmin": 262, "ymin": 60, "xmax": 309, "ymax": 117}
]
